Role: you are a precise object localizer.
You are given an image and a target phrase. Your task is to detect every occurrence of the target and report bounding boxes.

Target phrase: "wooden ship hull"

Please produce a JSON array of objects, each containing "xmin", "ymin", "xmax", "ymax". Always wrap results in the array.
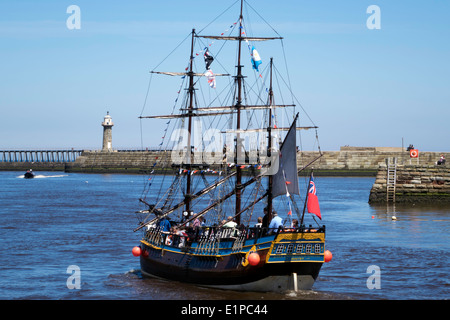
[{"xmin": 139, "ymin": 226, "xmax": 325, "ymax": 292}]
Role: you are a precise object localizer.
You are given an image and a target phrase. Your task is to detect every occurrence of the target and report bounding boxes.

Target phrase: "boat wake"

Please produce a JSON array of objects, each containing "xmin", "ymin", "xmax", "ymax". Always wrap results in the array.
[{"xmin": 17, "ymin": 174, "xmax": 68, "ymax": 179}]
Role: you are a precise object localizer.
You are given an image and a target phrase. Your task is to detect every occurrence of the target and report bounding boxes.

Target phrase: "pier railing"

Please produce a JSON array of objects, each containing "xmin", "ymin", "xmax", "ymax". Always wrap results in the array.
[{"xmin": 0, "ymin": 150, "xmax": 83, "ymax": 163}]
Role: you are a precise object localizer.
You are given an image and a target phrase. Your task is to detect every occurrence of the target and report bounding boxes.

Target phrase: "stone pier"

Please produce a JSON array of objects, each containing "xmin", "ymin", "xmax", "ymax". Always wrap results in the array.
[
  {"xmin": 3, "ymin": 147, "xmax": 448, "ymax": 179},
  {"xmin": 65, "ymin": 150, "xmax": 165, "ymax": 173},
  {"xmin": 369, "ymin": 162, "xmax": 450, "ymax": 203}
]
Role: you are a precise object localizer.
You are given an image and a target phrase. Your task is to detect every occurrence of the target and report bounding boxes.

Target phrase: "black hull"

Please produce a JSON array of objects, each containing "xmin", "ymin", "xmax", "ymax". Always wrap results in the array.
[
  {"xmin": 140, "ymin": 253, "xmax": 322, "ymax": 291},
  {"xmin": 139, "ymin": 228, "xmax": 325, "ymax": 292}
]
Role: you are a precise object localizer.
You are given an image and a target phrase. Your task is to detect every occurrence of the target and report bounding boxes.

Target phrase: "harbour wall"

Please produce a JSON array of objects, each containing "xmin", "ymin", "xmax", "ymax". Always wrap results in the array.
[
  {"xmin": 67, "ymin": 147, "xmax": 413, "ymax": 175},
  {"xmin": 2, "ymin": 147, "xmax": 447, "ymax": 177},
  {"xmin": 0, "ymin": 162, "xmax": 67, "ymax": 172},
  {"xmin": 368, "ymin": 163, "xmax": 450, "ymax": 203},
  {"xmin": 295, "ymin": 147, "xmax": 447, "ymax": 176},
  {"xmin": 64, "ymin": 147, "xmax": 449, "ymax": 176}
]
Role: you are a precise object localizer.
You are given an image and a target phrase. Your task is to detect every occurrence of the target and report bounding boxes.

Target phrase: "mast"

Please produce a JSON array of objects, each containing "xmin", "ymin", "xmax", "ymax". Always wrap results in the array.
[
  {"xmin": 185, "ymin": 29, "xmax": 196, "ymax": 215},
  {"xmin": 267, "ymin": 57, "xmax": 274, "ymax": 220},
  {"xmin": 234, "ymin": 0, "xmax": 244, "ymax": 224}
]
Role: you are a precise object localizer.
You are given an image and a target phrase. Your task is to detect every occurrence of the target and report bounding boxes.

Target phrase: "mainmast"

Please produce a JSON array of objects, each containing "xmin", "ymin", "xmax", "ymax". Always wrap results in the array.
[
  {"xmin": 234, "ymin": 0, "xmax": 244, "ymax": 224},
  {"xmin": 267, "ymin": 57, "xmax": 274, "ymax": 220}
]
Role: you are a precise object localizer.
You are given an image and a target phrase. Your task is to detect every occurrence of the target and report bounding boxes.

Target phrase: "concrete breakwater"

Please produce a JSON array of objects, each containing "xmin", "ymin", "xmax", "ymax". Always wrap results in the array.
[
  {"xmin": 1, "ymin": 147, "xmax": 447, "ymax": 176},
  {"xmin": 297, "ymin": 147, "xmax": 442, "ymax": 175},
  {"xmin": 65, "ymin": 150, "xmax": 166, "ymax": 173},
  {"xmin": 369, "ymin": 162, "xmax": 450, "ymax": 203},
  {"xmin": 66, "ymin": 147, "xmax": 448, "ymax": 176},
  {"xmin": 66, "ymin": 147, "xmax": 418, "ymax": 174}
]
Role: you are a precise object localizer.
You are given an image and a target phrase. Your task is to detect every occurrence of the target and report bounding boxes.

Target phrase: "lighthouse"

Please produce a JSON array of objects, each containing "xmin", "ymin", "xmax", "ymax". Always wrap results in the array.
[{"xmin": 101, "ymin": 111, "xmax": 114, "ymax": 151}]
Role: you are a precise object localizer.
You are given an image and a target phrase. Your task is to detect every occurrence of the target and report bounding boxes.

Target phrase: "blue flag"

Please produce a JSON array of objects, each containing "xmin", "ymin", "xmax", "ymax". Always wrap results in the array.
[{"xmin": 251, "ymin": 46, "xmax": 262, "ymax": 71}]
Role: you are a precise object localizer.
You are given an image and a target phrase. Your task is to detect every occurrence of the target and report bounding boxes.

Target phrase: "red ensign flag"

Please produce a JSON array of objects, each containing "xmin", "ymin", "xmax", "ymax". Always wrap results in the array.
[{"xmin": 307, "ymin": 175, "xmax": 321, "ymax": 220}]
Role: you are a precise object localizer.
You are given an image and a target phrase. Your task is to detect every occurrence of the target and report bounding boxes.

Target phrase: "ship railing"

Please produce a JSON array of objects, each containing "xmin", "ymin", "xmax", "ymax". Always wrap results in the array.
[{"xmin": 144, "ymin": 224, "xmax": 325, "ymax": 252}]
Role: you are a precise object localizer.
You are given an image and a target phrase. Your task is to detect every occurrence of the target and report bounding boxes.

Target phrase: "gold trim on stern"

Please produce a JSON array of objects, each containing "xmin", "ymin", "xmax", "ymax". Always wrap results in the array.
[{"xmin": 265, "ymin": 232, "xmax": 325, "ymax": 264}]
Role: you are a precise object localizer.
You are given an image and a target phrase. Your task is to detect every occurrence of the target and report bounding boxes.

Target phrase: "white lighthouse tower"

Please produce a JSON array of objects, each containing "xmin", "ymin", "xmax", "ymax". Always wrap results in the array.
[{"xmin": 101, "ymin": 111, "xmax": 114, "ymax": 152}]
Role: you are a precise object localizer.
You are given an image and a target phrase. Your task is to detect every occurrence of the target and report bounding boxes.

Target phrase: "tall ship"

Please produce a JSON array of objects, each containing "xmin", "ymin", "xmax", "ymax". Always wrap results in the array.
[{"xmin": 132, "ymin": 0, "xmax": 330, "ymax": 292}]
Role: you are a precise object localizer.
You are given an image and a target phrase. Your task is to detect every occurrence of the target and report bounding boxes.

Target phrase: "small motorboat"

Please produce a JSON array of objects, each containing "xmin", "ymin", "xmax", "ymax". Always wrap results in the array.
[{"xmin": 24, "ymin": 169, "xmax": 34, "ymax": 179}]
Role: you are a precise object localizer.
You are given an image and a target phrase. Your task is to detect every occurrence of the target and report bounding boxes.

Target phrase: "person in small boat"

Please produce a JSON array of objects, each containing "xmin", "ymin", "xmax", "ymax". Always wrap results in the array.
[{"xmin": 268, "ymin": 212, "xmax": 283, "ymax": 233}]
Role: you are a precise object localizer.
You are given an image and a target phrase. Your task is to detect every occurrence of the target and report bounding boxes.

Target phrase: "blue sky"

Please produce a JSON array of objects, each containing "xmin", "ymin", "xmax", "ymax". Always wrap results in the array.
[{"xmin": 0, "ymin": 0, "xmax": 449, "ymax": 152}]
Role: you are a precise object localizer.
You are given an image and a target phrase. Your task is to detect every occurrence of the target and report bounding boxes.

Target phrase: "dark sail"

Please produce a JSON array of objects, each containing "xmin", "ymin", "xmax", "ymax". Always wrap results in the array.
[
  {"xmin": 271, "ymin": 115, "xmax": 300, "ymax": 198},
  {"xmin": 204, "ymin": 48, "xmax": 214, "ymax": 69}
]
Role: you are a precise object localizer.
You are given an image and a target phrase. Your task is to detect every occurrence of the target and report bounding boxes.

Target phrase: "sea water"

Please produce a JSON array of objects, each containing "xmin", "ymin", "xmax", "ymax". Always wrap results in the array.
[{"xmin": 0, "ymin": 171, "xmax": 448, "ymax": 300}]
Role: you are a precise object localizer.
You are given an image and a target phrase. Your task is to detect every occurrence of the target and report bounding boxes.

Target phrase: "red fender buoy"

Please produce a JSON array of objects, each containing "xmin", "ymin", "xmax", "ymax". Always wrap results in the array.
[
  {"xmin": 324, "ymin": 250, "xmax": 332, "ymax": 263},
  {"xmin": 248, "ymin": 252, "xmax": 260, "ymax": 266},
  {"xmin": 132, "ymin": 246, "xmax": 141, "ymax": 257}
]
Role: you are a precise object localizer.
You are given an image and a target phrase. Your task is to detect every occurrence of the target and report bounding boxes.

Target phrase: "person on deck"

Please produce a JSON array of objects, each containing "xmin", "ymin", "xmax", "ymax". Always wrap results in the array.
[
  {"xmin": 158, "ymin": 218, "xmax": 171, "ymax": 232},
  {"xmin": 192, "ymin": 214, "xmax": 202, "ymax": 229},
  {"xmin": 223, "ymin": 216, "xmax": 237, "ymax": 228},
  {"xmin": 262, "ymin": 207, "xmax": 271, "ymax": 229},
  {"xmin": 268, "ymin": 212, "xmax": 283, "ymax": 233},
  {"xmin": 254, "ymin": 217, "xmax": 263, "ymax": 228}
]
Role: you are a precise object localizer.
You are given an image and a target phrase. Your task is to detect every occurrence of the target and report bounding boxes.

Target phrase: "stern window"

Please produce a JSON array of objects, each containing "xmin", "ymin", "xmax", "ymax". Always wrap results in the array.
[
  {"xmin": 315, "ymin": 244, "xmax": 322, "ymax": 253},
  {"xmin": 286, "ymin": 244, "xmax": 294, "ymax": 254},
  {"xmin": 276, "ymin": 245, "xmax": 284, "ymax": 254}
]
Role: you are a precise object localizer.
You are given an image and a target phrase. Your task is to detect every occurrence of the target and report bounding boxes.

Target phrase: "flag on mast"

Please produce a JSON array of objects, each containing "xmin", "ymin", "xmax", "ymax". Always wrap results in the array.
[
  {"xmin": 307, "ymin": 174, "xmax": 321, "ymax": 220},
  {"xmin": 251, "ymin": 46, "xmax": 262, "ymax": 71},
  {"xmin": 204, "ymin": 69, "xmax": 216, "ymax": 88},
  {"xmin": 204, "ymin": 48, "xmax": 214, "ymax": 70}
]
